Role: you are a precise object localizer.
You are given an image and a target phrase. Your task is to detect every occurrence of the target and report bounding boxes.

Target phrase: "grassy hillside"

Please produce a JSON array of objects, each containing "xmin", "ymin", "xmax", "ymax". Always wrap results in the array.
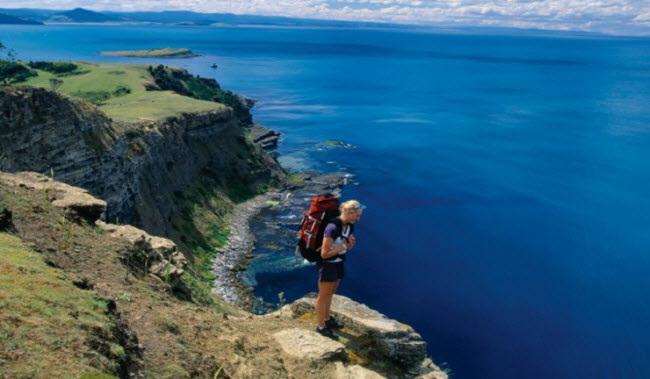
[
  {"xmin": 0, "ymin": 176, "xmax": 337, "ymax": 379},
  {"xmin": 19, "ymin": 61, "xmax": 226, "ymax": 122},
  {"xmin": 0, "ymin": 233, "xmax": 122, "ymax": 379}
]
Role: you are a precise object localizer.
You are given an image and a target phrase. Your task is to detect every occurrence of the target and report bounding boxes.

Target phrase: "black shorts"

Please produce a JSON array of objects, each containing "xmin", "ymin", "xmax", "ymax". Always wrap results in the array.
[{"xmin": 317, "ymin": 261, "xmax": 345, "ymax": 282}]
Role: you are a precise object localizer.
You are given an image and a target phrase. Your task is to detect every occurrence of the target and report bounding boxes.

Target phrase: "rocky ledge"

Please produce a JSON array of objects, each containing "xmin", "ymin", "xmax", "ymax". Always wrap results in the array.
[
  {"xmin": 249, "ymin": 123, "xmax": 281, "ymax": 149},
  {"xmin": 269, "ymin": 294, "xmax": 448, "ymax": 379}
]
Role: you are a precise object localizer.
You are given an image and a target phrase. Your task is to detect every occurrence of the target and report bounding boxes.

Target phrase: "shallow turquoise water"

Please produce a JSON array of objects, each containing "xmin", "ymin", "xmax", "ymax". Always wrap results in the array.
[{"xmin": 4, "ymin": 24, "xmax": 650, "ymax": 378}]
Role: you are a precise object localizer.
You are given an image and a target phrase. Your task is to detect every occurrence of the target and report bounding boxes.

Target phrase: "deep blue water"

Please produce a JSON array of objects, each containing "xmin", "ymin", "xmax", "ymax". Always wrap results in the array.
[{"xmin": 3, "ymin": 24, "xmax": 650, "ymax": 378}]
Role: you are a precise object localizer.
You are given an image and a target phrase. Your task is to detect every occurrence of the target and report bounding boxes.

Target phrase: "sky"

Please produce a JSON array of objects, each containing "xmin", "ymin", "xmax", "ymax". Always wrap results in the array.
[{"xmin": 2, "ymin": 0, "xmax": 650, "ymax": 35}]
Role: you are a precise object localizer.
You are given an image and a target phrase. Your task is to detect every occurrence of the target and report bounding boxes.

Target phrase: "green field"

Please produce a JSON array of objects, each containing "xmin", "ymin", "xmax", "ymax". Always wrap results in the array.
[
  {"xmin": 21, "ymin": 62, "xmax": 226, "ymax": 122},
  {"xmin": 100, "ymin": 48, "xmax": 198, "ymax": 58}
]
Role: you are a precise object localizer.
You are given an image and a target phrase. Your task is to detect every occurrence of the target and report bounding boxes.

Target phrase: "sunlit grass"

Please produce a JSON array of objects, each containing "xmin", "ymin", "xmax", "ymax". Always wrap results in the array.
[{"xmin": 21, "ymin": 61, "xmax": 225, "ymax": 122}]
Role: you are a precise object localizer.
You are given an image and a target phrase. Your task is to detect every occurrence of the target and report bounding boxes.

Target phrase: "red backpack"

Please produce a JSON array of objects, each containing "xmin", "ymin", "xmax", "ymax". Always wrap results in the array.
[{"xmin": 296, "ymin": 194, "xmax": 340, "ymax": 262}]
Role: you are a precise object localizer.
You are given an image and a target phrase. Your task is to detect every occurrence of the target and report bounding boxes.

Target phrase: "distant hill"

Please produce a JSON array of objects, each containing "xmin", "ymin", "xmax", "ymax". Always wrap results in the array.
[
  {"xmin": 0, "ymin": 7, "xmax": 404, "ymax": 29},
  {"xmin": 0, "ymin": 13, "xmax": 43, "ymax": 25},
  {"xmin": 50, "ymin": 8, "xmax": 122, "ymax": 23}
]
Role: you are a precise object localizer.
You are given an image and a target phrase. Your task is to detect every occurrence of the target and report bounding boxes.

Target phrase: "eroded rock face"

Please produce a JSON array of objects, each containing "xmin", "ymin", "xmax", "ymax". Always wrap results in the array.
[
  {"xmin": 272, "ymin": 328, "xmax": 346, "ymax": 361},
  {"xmin": 290, "ymin": 294, "xmax": 428, "ymax": 372},
  {"xmin": 0, "ymin": 86, "xmax": 286, "ymax": 238}
]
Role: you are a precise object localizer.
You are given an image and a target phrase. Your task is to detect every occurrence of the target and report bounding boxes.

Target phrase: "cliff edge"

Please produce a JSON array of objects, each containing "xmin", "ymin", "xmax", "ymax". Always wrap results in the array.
[{"xmin": 0, "ymin": 172, "xmax": 448, "ymax": 378}]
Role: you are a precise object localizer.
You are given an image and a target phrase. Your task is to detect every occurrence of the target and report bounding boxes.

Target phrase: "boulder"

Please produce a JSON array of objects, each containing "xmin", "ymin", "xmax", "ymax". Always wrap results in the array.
[
  {"xmin": 334, "ymin": 362, "xmax": 385, "ymax": 379},
  {"xmin": 272, "ymin": 328, "xmax": 346, "ymax": 361},
  {"xmin": 290, "ymin": 294, "xmax": 427, "ymax": 371},
  {"xmin": 96, "ymin": 221, "xmax": 178, "ymax": 258}
]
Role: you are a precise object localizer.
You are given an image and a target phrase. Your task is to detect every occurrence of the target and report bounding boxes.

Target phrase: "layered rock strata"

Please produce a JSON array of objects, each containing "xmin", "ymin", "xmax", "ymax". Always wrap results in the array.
[
  {"xmin": 250, "ymin": 123, "xmax": 280, "ymax": 149},
  {"xmin": 0, "ymin": 86, "xmax": 285, "ymax": 238}
]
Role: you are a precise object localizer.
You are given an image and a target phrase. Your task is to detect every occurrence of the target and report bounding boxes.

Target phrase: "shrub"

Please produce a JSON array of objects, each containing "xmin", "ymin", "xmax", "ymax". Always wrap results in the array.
[
  {"xmin": 28, "ymin": 61, "xmax": 78, "ymax": 74},
  {"xmin": 73, "ymin": 90, "xmax": 112, "ymax": 105},
  {"xmin": 112, "ymin": 85, "xmax": 131, "ymax": 97},
  {"xmin": 0, "ymin": 60, "xmax": 37, "ymax": 83}
]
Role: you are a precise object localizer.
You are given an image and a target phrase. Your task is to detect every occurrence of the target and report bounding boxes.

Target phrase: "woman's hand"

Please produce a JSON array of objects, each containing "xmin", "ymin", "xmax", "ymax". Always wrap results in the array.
[{"xmin": 346, "ymin": 235, "xmax": 356, "ymax": 250}]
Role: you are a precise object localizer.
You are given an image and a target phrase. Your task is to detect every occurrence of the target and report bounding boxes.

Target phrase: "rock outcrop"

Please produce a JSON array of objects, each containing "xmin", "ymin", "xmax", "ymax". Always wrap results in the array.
[
  {"xmin": 96, "ymin": 221, "xmax": 191, "ymax": 298},
  {"xmin": 288, "ymin": 294, "xmax": 435, "ymax": 375},
  {"xmin": 265, "ymin": 293, "xmax": 448, "ymax": 378},
  {"xmin": 0, "ymin": 171, "xmax": 107, "ymax": 223},
  {"xmin": 0, "ymin": 171, "xmax": 191, "ymax": 298},
  {"xmin": 250, "ymin": 123, "xmax": 280, "ymax": 149}
]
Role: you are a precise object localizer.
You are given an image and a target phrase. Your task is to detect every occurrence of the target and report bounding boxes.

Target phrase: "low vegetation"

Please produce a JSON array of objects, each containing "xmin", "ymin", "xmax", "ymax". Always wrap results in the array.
[
  {"xmin": 0, "ymin": 60, "xmax": 37, "ymax": 84},
  {"xmin": 147, "ymin": 64, "xmax": 252, "ymax": 123},
  {"xmin": 0, "ymin": 233, "xmax": 124, "ymax": 378},
  {"xmin": 28, "ymin": 61, "xmax": 80, "ymax": 75},
  {"xmin": 17, "ymin": 61, "xmax": 226, "ymax": 122}
]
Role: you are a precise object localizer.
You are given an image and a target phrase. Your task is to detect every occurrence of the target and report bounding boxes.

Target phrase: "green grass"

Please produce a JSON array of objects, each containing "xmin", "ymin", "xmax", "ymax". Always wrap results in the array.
[
  {"xmin": 20, "ymin": 61, "xmax": 225, "ymax": 122},
  {"xmin": 0, "ymin": 233, "xmax": 120, "ymax": 377}
]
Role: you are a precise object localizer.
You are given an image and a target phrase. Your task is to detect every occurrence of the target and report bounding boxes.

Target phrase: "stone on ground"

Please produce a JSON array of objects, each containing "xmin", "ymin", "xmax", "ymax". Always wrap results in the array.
[
  {"xmin": 272, "ymin": 328, "xmax": 346, "ymax": 361},
  {"xmin": 334, "ymin": 362, "xmax": 385, "ymax": 379}
]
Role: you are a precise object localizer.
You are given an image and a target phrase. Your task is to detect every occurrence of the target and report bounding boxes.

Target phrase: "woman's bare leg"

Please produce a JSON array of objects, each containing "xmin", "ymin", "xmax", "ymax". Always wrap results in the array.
[
  {"xmin": 316, "ymin": 281, "xmax": 338, "ymax": 328},
  {"xmin": 325, "ymin": 279, "xmax": 341, "ymax": 320}
]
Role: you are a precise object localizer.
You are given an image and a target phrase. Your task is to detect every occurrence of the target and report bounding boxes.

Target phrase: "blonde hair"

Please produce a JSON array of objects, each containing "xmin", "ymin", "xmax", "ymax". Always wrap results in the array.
[{"xmin": 340, "ymin": 200, "xmax": 361, "ymax": 213}]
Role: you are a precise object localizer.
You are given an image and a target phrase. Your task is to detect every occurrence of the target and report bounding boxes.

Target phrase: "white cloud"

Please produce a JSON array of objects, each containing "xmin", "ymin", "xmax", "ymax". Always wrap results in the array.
[{"xmin": 1, "ymin": 0, "xmax": 649, "ymax": 34}]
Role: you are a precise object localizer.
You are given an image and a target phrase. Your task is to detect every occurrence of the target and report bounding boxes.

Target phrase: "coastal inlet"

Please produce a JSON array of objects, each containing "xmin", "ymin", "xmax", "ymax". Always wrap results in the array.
[{"xmin": 211, "ymin": 172, "xmax": 347, "ymax": 313}]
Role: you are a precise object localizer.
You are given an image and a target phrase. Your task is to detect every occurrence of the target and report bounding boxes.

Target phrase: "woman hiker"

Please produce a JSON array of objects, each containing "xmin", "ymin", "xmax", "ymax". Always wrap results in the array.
[{"xmin": 315, "ymin": 200, "xmax": 363, "ymax": 340}]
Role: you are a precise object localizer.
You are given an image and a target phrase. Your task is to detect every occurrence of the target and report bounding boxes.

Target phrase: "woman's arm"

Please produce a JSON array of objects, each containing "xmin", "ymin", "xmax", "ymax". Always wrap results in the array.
[{"xmin": 321, "ymin": 236, "xmax": 348, "ymax": 259}]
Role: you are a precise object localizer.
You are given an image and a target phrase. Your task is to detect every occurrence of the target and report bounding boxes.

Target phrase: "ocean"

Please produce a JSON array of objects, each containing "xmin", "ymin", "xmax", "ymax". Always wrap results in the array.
[{"xmin": 3, "ymin": 24, "xmax": 650, "ymax": 378}]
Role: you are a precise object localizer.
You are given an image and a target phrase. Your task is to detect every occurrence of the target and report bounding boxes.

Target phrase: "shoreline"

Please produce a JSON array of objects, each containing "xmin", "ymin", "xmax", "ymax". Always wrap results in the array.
[{"xmin": 212, "ymin": 172, "xmax": 346, "ymax": 311}]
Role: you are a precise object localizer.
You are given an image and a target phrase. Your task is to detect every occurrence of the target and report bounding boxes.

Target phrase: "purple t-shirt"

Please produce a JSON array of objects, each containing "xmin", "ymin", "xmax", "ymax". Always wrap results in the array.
[{"xmin": 323, "ymin": 220, "xmax": 353, "ymax": 262}]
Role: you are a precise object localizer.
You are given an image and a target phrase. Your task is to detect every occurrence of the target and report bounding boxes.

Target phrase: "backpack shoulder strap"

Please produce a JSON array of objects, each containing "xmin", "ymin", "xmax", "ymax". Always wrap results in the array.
[{"xmin": 330, "ymin": 217, "xmax": 343, "ymax": 238}]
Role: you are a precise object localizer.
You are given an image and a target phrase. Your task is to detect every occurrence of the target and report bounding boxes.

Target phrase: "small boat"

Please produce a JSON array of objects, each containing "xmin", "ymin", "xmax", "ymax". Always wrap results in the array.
[{"xmin": 210, "ymin": 63, "xmax": 218, "ymax": 69}]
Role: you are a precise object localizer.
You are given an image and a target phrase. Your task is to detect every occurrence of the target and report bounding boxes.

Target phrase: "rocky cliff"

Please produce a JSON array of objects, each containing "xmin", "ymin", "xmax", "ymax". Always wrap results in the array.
[
  {"xmin": 0, "ymin": 85, "xmax": 286, "ymax": 240},
  {"xmin": 0, "ymin": 172, "xmax": 448, "ymax": 379}
]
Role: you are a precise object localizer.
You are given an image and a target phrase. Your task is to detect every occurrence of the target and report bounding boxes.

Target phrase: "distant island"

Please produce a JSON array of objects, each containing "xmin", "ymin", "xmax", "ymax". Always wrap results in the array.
[{"xmin": 100, "ymin": 48, "xmax": 199, "ymax": 58}]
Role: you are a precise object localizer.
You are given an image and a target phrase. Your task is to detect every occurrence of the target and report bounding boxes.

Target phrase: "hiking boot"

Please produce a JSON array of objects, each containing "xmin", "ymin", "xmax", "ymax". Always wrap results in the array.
[
  {"xmin": 316, "ymin": 326, "xmax": 339, "ymax": 340},
  {"xmin": 325, "ymin": 317, "xmax": 344, "ymax": 329}
]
